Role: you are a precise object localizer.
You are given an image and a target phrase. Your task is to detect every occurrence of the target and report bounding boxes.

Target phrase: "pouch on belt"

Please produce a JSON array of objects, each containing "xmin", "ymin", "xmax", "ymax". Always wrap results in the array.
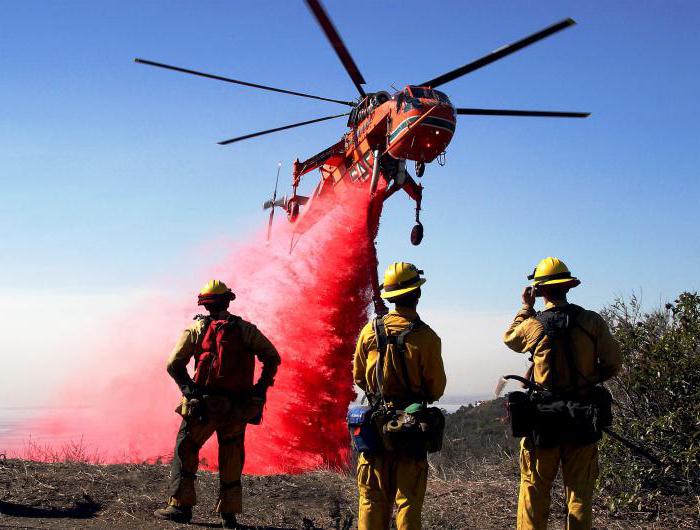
[
  {"xmin": 380, "ymin": 403, "xmax": 445, "ymax": 453},
  {"xmin": 347, "ymin": 405, "xmax": 384, "ymax": 453}
]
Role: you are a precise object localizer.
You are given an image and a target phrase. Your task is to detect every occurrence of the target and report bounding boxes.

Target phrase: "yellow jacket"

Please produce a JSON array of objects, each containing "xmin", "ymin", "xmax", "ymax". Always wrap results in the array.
[
  {"xmin": 167, "ymin": 311, "xmax": 281, "ymax": 389},
  {"xmin": 503, "ymin": 301, "xmax": 621, "ymax": 392},
  {"xmin": 354, "ymin": 307, "xmax": 446, "ymax": 405}
]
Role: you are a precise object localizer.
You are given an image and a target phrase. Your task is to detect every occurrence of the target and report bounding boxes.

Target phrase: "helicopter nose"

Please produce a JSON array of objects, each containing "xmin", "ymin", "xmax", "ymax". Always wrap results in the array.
[{"xmin": 386, "ymin": 103, "xmax": 456, "ymax": 163}]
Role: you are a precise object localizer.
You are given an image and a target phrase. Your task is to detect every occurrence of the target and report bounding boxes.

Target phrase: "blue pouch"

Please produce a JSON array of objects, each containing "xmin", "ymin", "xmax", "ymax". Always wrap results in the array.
[{"xmin": 347, "ymin": 405, "xmax": 383, "ymax": 453}]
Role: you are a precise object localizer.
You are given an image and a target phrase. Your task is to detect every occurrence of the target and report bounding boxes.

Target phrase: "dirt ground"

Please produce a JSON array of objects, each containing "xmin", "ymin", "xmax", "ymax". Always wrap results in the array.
[{"xmin": 0, "ymin": 459, "xmax": 695, "ymax": 529}]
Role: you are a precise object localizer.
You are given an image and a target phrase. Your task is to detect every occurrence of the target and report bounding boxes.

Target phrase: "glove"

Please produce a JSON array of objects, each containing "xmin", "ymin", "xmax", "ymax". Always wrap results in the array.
[
  {"xmin": 180, "ymin": 382, "xmax": 200, "ymax": 400},
  {"xmin": 251, "ymin": 382, "xmax": 269, "ymax": 402},
  {"xmin": 248, "ymin": 383, "xmax": 268, "ymax": 426}
]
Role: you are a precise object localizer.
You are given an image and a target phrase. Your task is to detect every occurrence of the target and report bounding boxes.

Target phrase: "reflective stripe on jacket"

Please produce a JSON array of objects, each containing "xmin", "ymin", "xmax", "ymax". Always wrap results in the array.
[
  {"xmin": 353, "ymin": 307, "xmax": 446, "ymax": 404},
  {"xmin": 503, "ymin": 301, "xmax": 621, "ymax": 392}
]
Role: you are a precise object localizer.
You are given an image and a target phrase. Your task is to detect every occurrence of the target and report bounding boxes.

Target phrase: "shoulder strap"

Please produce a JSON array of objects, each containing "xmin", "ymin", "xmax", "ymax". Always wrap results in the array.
[
  {"xmin": 205, "ymin": 315, "xmax": 242, "ymax": 337},
  {"xmin": 394, "ymin": 321, "xmax": 418, "ymax": 397},
  {"xmin": 533, "ymin": 305, "xmax": 589, "ymax": 391},
  {"xmin": 533, "ymin": 309, "xmax": 562, "ymax": 383},
  {"xmin": 194, "ymin": 314, "xmax": 211, "ymax": 332},
  {"xmin": 560, "ymin": 306, "xmax": 582, "ymax": 389},
  {"xmin": 373, "ymin": 316, "xmax": 426, "ymax": 403},
  {"xmin": 192, "ymin": 315, "xmax": 211, "ymax": 368},
  {"xmin": 372, "ymin": 316, "xmax": 388, "ymax": 400}
]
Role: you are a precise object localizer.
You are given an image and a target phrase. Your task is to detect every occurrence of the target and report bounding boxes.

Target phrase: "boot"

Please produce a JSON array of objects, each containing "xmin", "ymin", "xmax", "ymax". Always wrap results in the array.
[
  {"xmin": 153, "ymin": 504, "xmax": 192, "ymax": 523},
  {"xmin": 221, "ymin": 513, "xmax": 238, "ymax": 529}
]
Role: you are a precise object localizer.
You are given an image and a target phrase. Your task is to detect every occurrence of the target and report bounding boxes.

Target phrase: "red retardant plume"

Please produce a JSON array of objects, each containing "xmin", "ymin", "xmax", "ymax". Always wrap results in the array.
[{"xmin": 9, "ymin": 187, "xmax": 378, "ymax": 474}]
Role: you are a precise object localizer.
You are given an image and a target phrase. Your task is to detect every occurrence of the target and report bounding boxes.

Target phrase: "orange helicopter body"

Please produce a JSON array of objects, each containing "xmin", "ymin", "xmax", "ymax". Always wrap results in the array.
[
  {"xmin": 288, "ymin": 85, "xmax": 456, "ymax": 231},
  {"xmin": 135, "ymin": 0, "xmax": 589, "ymax": 312}
]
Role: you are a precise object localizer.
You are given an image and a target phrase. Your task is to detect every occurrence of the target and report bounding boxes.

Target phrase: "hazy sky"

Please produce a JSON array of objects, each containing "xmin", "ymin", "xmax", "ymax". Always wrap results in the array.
[{"xmin": 2, "ymin": 1, "xmax": 699, "ymax": 406}]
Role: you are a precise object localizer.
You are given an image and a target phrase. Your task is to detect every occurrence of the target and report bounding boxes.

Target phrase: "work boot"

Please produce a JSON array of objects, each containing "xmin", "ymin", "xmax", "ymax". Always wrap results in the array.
[
  {"xmin": 153, "ymin": 504, "xmax": 192, "ymax": 523},
  {"xmin": 221, "ymin": 513, "xmax": 238, "ymax": 529}
]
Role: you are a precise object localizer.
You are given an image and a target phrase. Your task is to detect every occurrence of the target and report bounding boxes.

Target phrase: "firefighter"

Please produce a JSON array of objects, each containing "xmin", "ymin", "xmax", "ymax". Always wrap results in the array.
[
  {"xmin": 154, "ymin": 279, "xmax": 281, "ymax": 529},
  {"xmin": 503, "ymin": 257, "xmax": 621, "ymax": 530},
  {"xmin": 353, "ymin": 262, "xmax": 446, "ymax": 530}
]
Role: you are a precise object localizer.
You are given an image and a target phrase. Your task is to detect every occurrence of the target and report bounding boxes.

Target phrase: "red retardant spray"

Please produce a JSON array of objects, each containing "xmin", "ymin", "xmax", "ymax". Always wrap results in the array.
[{"xmin": 13, "ymin": 187, "xmax": 378, "ymax": 474}]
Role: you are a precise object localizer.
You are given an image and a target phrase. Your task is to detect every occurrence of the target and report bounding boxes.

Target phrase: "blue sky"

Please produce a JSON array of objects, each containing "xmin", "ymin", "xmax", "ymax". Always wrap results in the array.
[{"xmin": 2, "ymin": 1, "xmax": 699, "ymax": 402}]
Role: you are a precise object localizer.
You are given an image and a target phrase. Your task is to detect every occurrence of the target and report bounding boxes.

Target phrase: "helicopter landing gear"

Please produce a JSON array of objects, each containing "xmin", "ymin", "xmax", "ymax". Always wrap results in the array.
[
  {"xmin": 415, "ymin": 161, "xmax": 425, "ymax": 178},
  {"xmin": 410, "ymin": 187, "xmax": 424, "ymax": 246}
]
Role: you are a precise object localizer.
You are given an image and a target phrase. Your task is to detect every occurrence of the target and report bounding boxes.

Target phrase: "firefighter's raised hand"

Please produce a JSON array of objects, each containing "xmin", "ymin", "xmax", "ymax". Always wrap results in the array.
[{"xmin": 522, "ymin": 286, "xmax": 536, "ymax": 308}]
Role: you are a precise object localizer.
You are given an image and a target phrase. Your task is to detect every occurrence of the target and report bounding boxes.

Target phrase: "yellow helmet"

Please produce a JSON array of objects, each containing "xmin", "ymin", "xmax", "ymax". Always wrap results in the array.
[
  {"xmin": 380, "ymin": 262, "xmax": 426, "ymax": 300},
  {"xmin": 198, "ymin": 279, "xmax": 235, "ymax": 305},
  {"xmin": 527, "ymin": 257, "xmax": 581, "ymax": 288}
]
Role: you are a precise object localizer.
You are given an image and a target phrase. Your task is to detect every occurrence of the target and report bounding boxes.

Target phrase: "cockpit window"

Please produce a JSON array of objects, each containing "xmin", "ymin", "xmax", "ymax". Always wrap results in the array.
[
  {"xmin": 434, "ymin": 90, "xmax": 451, "ymax": 104},
  {"xmin": 407, "ymin": 86, "xmax": 434, "ymax": 99},
  {"xmin": 347, "ymin": 108, "xmax": 356, "ymax": 126}
]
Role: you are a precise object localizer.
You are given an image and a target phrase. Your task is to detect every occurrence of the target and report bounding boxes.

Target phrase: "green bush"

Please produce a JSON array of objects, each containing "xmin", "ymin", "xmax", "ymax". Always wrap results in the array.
[{"xmin": 600, "ymin": 292, "xmax": 700, "ymax": 512}]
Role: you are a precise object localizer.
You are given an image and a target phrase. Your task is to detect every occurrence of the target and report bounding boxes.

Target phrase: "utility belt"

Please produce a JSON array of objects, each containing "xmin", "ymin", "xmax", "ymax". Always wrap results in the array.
[
  {"xmin": 177, "ymin": 388, "xmax": 264, "ymax": 425},
  {"xmin": 347, "ymin": 399, "xmax": 445, "ymax": 455},
  {"xmin": 505, "ymin": 375, "xmax": 613, "ymax": 447}
]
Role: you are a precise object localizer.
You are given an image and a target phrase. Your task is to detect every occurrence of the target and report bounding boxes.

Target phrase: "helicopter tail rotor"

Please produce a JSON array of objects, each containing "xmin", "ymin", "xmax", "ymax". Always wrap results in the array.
[
  {"xmin": 263, "ymin": 197, "xmax": 287, "ymax": 211},
  {"xmin": 265, "ymin": 163, "xmax": 283, "ymax": 242}
]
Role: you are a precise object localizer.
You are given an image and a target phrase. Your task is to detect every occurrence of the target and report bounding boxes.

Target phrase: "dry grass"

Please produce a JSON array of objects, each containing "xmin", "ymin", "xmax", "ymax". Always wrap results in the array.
[
  {"xmin": 0, "ymin": 454, "xmax": 697, "ymax": 529},
  {"xmin": 20, "ymin": 436, "xmax": 105, "ymax": 465},
  {"xmin": 1, "ymin": 403, "xmax": 696, "ymax": 528}
]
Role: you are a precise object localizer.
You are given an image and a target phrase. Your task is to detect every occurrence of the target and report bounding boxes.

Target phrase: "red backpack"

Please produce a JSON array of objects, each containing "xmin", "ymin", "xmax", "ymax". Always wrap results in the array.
[{"xmin": 193, "ymin": 316, "xmax": 255, "ymax": 394}]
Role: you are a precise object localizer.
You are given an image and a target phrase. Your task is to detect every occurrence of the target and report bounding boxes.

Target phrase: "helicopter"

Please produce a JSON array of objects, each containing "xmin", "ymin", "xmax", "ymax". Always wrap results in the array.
[{"xmin": 135, "ymin": 0, "xmax": 589, "ymax": 312}]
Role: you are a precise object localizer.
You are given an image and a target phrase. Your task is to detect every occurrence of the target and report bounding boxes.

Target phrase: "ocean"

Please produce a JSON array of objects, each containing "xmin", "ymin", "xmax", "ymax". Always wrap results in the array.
[
  {"xmin": 0, "ymin": 406, "xmax": 96, "ymax": 452},
  {"xmin": 0, "ymin": 395, "xmax": 490, "ymax": 456}
]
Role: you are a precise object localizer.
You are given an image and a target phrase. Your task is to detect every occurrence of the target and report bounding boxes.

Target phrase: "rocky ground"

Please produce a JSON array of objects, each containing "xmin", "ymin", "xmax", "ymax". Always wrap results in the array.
[{"xmin": 1, "ymin": 457, "xmax": 696, "ymax": 529}]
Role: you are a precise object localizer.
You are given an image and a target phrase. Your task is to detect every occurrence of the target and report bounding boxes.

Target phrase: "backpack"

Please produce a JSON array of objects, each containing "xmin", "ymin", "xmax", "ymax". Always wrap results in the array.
[
  {"xmin": 534, "ymin": 304, "xmax": 598, "ymax": 392},
  {"xmin": 506, "ymin": 305, "xmax": 613, "ymax": 447},
  {"xmin": 193, "ymin": 315, "xmax": 255, "ymax": 394}
]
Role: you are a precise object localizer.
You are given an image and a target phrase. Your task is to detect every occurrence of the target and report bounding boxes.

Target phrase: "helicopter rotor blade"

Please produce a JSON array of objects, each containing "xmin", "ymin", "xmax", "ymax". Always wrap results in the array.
[
  {"xmin": 305, "ymin": 0, "xmax": 366, "ymax": 97},
  {"xmin": 421, "ymin": 18, "xmax": 576, "ymax": 88},
  {"xmin": 218, "ymin": 113, "xmax": 349, "ymax": 146},
  {"xmin": 134, "ymin": 58, "xmax": 354, "ymax": 106},
  {"xmin": 457, "ymin": 107, "xmax": 589, "ymax": 118}
]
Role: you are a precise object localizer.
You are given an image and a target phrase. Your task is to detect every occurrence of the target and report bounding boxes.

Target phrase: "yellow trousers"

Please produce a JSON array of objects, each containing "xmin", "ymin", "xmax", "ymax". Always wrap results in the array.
[
  {"xmin": 518, "ymin": 438, "xmax": 599, "ymax": 530},
  {"xmin": 168, "ymin": 415, "xmax": 246, "ymax": 514},
  {"xmin": 357, "ymin": 452, "xmax": 427, "ymax": 530}
]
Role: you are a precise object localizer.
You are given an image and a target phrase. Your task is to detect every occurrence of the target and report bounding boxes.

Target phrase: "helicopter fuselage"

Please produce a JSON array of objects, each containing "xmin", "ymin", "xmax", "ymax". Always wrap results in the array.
[{"xmin": 287, "ymin": 85, "xmax": 455, "ymax": 224}]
